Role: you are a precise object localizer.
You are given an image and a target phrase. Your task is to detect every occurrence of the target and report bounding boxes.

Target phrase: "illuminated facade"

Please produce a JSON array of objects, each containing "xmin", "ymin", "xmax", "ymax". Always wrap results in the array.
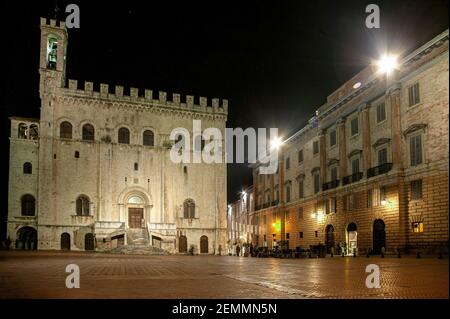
[
  {"xmin": 252, "ymin": 29, "xmax": 449, "ymax": 255},
  {"xmin": 7, "ymin": 18, "xmax": 228, "ymax": 254}
]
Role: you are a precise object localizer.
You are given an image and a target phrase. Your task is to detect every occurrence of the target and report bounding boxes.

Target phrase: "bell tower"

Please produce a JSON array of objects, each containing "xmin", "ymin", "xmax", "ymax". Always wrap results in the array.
[{"xmin": 39, "ymin": 17, "xmax": 68, "ymax": 94}]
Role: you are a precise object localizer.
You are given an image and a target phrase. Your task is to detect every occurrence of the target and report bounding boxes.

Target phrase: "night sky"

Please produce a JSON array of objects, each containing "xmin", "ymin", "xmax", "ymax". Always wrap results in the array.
[{"xmin": 1, "ymin": 0, "xmax": 448, "ymax": 239}]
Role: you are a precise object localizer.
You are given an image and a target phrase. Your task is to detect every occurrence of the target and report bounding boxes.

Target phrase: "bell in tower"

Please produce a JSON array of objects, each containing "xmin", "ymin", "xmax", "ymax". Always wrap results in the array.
[{"xmin": 46, "ymin": 36, "xmax": 58, "ymax": 69}]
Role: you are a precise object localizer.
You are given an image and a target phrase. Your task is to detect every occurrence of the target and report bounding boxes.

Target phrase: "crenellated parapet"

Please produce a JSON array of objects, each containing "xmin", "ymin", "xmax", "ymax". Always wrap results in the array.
[{"xmin": 64, "ymin": 79, "xmax": 229, "ymax": 115}]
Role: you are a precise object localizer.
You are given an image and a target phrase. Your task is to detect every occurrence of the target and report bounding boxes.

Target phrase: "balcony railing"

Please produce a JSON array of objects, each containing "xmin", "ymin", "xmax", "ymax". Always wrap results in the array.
[
  {"xmin": 263, "ymin": 202, "xmax": 270, "ymax": 208},
  {"xmin": 322, "ymin": 180, "xmax": 340, "ymax": 191},
  {"xmin": 342, "ymin": 172, "xmax": 363, "ymax": 185},
  {"xmin": 367, "ymin": 162, "xmax": 393, "ymax": 178},
  {"xmin": 271, "ymin": 200, "xmax": 279, "ymax": 206}
]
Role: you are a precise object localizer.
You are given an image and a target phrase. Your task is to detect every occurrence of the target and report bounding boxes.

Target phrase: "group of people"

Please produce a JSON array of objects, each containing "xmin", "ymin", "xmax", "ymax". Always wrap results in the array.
[{"xmin": 233, "ymin": 243, "xmax": 256, "ymax": 257}]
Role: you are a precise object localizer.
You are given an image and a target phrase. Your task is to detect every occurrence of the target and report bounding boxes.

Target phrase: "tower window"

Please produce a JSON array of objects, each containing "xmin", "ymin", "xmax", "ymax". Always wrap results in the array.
[
  {"xmin": 18, "ymin": 123, "xmax": 28, "ymax": 139},
  {"xmin": 47, "ymin": 36, "xmax": 58, "ymax": 70},
  {"xmin": 76, "ymin": 195, "xmax": 90, "ymax": 216},
  {"xmin": 60, "ymin": 121, "xmax": 73, "ymax": 139},
  {"xmin": 21, "ymin": 194, "xmax": 36, "ymax": 216},
  {"xmin": 118, "ymin": 127, "xmax": 130, "ymax": 144},
  {"xmin": 82, "ymin": 124, "xmax": 95, "ymax": 141},
  {"xmin": 134, "ymin": 163, "xmax": 138, "ymax": 171},
  {"xmin": 75, "ymin": 151, "xmax": 80, "ymax": 158},
  {"xmin": 183, "ymin": 199, "xmax": 195, "ymax": 219},
  {"xmin": 23, "ymin": 162, "xmax": 32, "ymax": 174},
  {"xmin": 143, "ymin": 130, "xmax": 155, "ymax": 146}
]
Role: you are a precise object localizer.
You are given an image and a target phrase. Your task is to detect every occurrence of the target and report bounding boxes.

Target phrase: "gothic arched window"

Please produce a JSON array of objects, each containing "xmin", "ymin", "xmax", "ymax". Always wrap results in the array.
[
  {"xmin": 183, "ymin": 199, "xmax": 195, "ymax": 219},
  {"xmin": 118, "ymin": 127, "xmax": 130, "ymax": 144},
  {"xmin": 82, "ymin": 124, "xmax": 95, "ymax": 141},
  {"xmin": 29, "ymin": 125, "xmax": 39, "ymax": 140},
  {"xmin": 76, "ymin": 195, "xmax": 90, "ymax": 216},
  {"xmin": 143, "ymin": 130, "xmax": 154, "ymax": 146},
  {"xmin": 21, "ymin": 194, "xmax": 36, "ymax": 216},
  {"xmin": 60, "ymin": 121, "xmax": 73, "ymax": 139},
  {"xmin": 47, "ymin": 36, "xmax": 58, "ymax": 69},
  {"xmin": 18, "ymin": 123, "xmax": 28, "ymax": 139}
]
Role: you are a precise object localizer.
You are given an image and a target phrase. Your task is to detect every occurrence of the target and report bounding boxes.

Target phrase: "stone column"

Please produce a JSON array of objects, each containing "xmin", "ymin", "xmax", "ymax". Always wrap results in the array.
[
  {"xmin": 337, "ymin": 118, "xmax": 347, "ymax": 179},
  {"xmin": 361, "ymin": 103, "xmax": 372, "ymax": 172}
]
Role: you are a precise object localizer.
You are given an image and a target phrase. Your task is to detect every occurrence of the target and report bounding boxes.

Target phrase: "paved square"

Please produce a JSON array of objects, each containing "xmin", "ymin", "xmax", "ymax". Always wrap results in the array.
[{"xmin": 0, "ymin": 251, "xmax": 447, "ymax": 298}]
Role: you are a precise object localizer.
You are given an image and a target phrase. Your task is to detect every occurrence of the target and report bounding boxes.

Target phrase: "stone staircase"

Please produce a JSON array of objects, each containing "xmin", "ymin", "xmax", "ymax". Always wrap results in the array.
[{"xmin": 109, "ymin": 228, "xmax": 169, "ymax": 255}]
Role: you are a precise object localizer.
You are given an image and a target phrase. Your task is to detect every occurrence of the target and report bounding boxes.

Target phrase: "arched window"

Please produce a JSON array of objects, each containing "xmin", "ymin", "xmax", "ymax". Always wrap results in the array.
[
  {"xmin": 23, "ymin": 162, "xmax": 32, "ymax": 174},
  {"xmin": 21, "ymin": 194, "xmax": 36, "ymax": 216},
  {"xmin": 60, "ymin": 121, "xmax": 73, "ymax": 139},
  {"xmin": 143, "ymin": 130, "xmax": 155, "ymax": 146},
  {"xmin": 82, "ymin": 124, "xmax": 95, "ymax": 141},
  {"xmin": 29, "ymin": 125, "xmax": 39, "ymax": 140},
  {"xmin": 47, "ymin": 36, "xmax": 58, "ymax": 69},
  {"xmin": 183, "ymin": 199, "xmax": 195, "ymax": 219},
  {"xmin": 74, "ymin": 151, "xmax": 80, "ymax": 158},
  {"xmin": 76, "ymin": 195, "xmax": 90, "ymax": 216},
  {"xmin": 118, "ymin": 127, "xmax": 130, "ymax": 144},
  {"xmin": 18, "ymin": 123, "xmax": 28, "ymax": 139}
]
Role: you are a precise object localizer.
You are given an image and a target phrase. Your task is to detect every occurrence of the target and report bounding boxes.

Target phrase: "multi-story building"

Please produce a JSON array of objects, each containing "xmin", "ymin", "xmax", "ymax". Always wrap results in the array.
[
  {"xmin": 252, "ymin": 29, "xmax": 449, "ymax": 255},
  {"xmin": 227, "ymin": 186, "xmax": 255, "ymax": 254},
  {"xmin": 7, "ymin": 18, "xmax": 228, "ymax": 254}
]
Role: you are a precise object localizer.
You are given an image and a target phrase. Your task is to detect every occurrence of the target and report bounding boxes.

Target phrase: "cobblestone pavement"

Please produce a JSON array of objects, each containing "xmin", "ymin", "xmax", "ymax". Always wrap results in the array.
[{"xmin": 0, "ymin": 251, "xmax": 447, "ymax": 299}]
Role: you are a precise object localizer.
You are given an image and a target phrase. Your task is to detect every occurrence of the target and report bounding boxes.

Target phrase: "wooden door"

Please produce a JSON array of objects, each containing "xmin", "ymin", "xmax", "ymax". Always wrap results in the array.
[
  {"xmin": 200, "ymin": 235, "xmax": 208, "ymax": 254},
  {"xmin": 179, "ymin": 235, "xmax": 187, "ymax": 253},
  {"xmin": 128, "ymin": 208, "xmax": 143, "ymax": 228}
]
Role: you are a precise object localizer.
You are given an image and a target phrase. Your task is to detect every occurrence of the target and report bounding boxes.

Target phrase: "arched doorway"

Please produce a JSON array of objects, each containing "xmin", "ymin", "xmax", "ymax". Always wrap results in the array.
[
  {"xmin": 200, "ymin": 235, "xmax": 208, "ymax": 254},
  {"xmin": 346, "ymin": 222, "xmax": 358, "ymax": 255},
  {"xmin": 85, "ymin": 233, "xmax": 95, "ymax": 251},
  {"xmin": 61, "ymin": 232, "xmax": 71, "ymax": 250},
  {"xmin": 325, "ymin": 225, "xmax": 335, "ymax": 254},
  {"xmin": 16, "ymin": 227, "xmax": 37, "ymax": 250},
  {"xmin": 372, "ymin": 219, "xmax": 386, "ymax": 254},
  {"xmin": 179, "ymin": 235, "xmax": 187, "ymax": 253},
  {"xmin": 127, "ymin": 195, "xmax": 145, "ymax": 228}
]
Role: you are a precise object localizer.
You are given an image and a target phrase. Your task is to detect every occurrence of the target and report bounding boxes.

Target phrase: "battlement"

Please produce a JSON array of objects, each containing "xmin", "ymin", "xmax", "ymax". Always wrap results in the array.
[
  {"xmin": 63, "ymin": 79, "xmax": 229, "ymax": 114},
  {"xmin": 40, "ymin": 17, "xmax": 67, "ymax": 30}
]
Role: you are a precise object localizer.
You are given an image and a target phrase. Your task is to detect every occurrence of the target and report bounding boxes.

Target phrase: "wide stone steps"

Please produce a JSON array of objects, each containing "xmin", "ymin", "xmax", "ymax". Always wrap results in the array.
[{"xmin": 109, "ymin": 244, "xmax": 169, "ymax": 255}]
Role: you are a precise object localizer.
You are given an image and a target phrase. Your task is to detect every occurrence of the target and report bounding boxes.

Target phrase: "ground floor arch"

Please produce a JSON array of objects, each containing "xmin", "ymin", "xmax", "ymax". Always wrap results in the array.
[
  {"xmin": 373, "ymin": 219, "xmax": 386, "ymax": 254},
  {"xmin": 61, "ymin": 232, "xmax": 71, "ymax": 250},
  {"xmin": 346, "ymin": 222, "xmax": 358, "ymax": 255},
  {"xmin": 85, "ymin": 233, "xmax": 95, "ymax": 251},
  {"xmin": 200, "ymin": 235, "xmax": 208, "ymax": 254},
  {"xmin": 179, "ymin": 235, "xmax": 187, "ymax": 253},
  {"xmin": 16, "ymin": 227, "xmax": 37, "ymax": 250},
  {"xmin": 325, "ymin": 224, "xmax": 335, "ymax": 254}
]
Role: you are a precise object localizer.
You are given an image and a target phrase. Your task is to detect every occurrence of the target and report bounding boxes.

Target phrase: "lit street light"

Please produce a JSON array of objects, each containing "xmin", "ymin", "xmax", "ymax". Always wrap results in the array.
[{"xmin": 377, "ymin": 55, "xmax": 398, "ymax": 74}]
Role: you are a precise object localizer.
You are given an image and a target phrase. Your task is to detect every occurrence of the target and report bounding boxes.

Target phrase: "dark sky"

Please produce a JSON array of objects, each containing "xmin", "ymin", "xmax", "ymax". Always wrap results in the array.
[{"xmin": 0, "ymin": 0, "xmax": 448, "ymax": 239}]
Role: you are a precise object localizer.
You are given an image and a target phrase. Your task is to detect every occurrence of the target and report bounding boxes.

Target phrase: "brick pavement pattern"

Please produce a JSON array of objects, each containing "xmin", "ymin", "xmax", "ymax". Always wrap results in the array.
[{"xmin": 0, "ymin": 251, "xmax": 447, "ymax": 298}]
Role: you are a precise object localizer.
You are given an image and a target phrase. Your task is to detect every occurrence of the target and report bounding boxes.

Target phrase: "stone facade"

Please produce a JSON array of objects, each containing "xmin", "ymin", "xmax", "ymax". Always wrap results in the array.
[
  {"xmin": 251, "ymin": 29, "xmax": 449, "ymax": 255},
  {"xmin": 7, "ymin": 18, "xmax": 228, "ymax": 254}
]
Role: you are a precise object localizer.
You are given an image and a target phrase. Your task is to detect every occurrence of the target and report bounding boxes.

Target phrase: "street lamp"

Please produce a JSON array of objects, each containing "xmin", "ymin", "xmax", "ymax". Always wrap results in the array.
[
  {"xmin": 377, "ymin": 55, "xmax": 398, "ymax": 74},
  {"xmin": 270, "ymin": 137, "xmax": 283, "ymax": 150}
]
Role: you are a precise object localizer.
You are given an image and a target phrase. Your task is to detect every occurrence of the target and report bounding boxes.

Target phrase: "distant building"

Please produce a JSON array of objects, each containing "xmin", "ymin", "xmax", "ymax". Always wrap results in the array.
[
  {"xmin": 7, "ymin": 18, "xmax": 228, "ymax": 254},
  {"xmin": 227, "ymin": 186, "xmax": 257, "ymax": 254},
  {"xmin": 252, "ymin": 29, "xmax": 449, "ymax": 255}
]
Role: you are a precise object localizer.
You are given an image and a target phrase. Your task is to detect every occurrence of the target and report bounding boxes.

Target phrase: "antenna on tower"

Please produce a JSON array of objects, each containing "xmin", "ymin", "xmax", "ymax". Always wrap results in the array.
[{"xmin": 53, "ymin": 0, "xmax": 60, "ymax": 20}]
